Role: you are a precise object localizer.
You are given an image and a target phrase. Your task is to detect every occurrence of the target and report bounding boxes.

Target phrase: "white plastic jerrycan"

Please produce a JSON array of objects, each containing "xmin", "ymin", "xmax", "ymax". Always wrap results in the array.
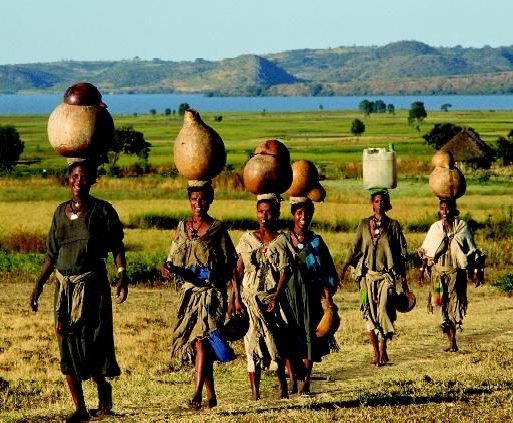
[{"xmin": 362, "ymin": 146, "xmax": 397, "ymax": 189}]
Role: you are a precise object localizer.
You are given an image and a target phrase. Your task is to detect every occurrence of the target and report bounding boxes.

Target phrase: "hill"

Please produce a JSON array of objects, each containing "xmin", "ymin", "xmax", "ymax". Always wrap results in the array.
[{"xmin": 2, "ymin": 41, "xmax": 513, "ymax": 95}]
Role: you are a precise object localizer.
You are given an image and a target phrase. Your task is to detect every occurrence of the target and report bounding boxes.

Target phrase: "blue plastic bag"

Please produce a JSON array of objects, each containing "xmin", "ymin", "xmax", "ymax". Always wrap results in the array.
[{"xmin": 207, "ymin": 329, "xmax": 235, "ymax": 362}]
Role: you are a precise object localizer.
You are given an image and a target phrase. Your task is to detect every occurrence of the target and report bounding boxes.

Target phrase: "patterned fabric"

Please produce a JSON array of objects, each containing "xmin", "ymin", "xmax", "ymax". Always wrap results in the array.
[
  {"xmin": 168, "ymin": 220, "xmax": 236, "ymax": 367},
  {"xmin": 236, "ymin": 232, "xmax": 294, "ymax": 371}
]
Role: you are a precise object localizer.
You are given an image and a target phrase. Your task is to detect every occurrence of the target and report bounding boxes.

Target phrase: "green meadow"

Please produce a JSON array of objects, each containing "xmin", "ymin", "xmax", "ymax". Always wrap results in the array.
[{"xmin": 1, "ymin": 109, "xmax": 513, "ymax": 421}]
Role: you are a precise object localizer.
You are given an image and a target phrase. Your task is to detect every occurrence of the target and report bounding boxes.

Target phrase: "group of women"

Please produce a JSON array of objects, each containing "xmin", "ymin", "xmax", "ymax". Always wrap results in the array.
[{"xmin": 28, "ymin": 160, "xmax": 484, "ymax": 421}]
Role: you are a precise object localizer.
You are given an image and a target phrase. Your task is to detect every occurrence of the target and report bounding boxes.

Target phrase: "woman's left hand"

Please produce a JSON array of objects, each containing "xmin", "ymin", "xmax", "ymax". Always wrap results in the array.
[{"xmin": 115, "ymin": 272, "xmax": 129, "ymax": 304}]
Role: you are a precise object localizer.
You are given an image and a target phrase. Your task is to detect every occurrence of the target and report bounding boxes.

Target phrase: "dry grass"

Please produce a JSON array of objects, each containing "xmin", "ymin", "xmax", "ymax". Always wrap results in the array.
[{"xmin": 2, "ymin": 276, "xmax": 513, "ymax": 422}]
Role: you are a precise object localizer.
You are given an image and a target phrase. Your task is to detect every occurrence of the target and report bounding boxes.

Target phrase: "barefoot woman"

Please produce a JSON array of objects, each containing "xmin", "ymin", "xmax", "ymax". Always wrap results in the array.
[
  {"xmin": 29, "ymin": 159, "xmax": 128, "ymax": 422},
  {"xmin": 339, "ymin": 189, "xmax": 409, "ymax": 366},
  {"xmin": 163, "ymin": 181, "xmax": 236, "ymax": 409},
  {"xmin": 231, "ymin": 194, "xmax": 293, "ymax": 400}
]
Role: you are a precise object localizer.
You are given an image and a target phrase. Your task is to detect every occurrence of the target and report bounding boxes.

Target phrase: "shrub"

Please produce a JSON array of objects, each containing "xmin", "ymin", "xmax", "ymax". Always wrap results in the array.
[
  {"xmin": 0, "ymin": 231, "xmax": 46, "ymax": 253},
  {"xmin": 492, "ymin": 272, "xmax": 513, "ymax": 293}
]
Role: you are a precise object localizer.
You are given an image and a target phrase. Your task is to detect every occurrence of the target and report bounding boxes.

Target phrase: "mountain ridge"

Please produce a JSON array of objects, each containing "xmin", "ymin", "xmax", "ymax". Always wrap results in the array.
[{"xmin": 2, "ymin": 41, "xmax": 513, "ymax": 95}]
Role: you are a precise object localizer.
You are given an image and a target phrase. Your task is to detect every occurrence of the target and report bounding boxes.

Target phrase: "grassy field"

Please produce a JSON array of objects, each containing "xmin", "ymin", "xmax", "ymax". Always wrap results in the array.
[{"xmin": 1, "ymin": 109, "xmax": 513, "ymax": 421}]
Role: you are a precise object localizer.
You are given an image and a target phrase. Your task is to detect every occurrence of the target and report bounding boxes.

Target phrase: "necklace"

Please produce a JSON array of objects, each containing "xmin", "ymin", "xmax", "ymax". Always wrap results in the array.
[
  {"xmin": 292, "ymin": 230, "xmax": 305, "ymax": 250},
  {"xmin": 69, "ymin": 200, "xmax": 81, "ymax": 220},
  {"xmin": 189, "ymin": 219, "xmax": 201, "ymax": 239}
]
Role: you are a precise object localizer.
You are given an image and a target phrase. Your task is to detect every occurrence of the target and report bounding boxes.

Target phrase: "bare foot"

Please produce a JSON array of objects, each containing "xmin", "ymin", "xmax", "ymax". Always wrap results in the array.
[
  {"xmin": 443, "ymin": 346, "xmax": 459, "ymax": 352},
  {"xmin": 188, "ymin": 397, "xmax": 202, "ymax": 411},
  {"xmin": 204, "ymin": 398, "xmax": 217, "ymax": 408}
]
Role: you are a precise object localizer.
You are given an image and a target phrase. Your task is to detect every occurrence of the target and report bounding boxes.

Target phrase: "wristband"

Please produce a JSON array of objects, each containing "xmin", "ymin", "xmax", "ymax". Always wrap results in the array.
[{"xmin": 117, "ymin": 266, "xmax": 126, "ymax": 274}]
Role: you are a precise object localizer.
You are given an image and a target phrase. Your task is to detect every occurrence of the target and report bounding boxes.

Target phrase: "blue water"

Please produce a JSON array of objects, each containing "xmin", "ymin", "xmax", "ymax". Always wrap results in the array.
[{"xmin": 0, "ymin": 93, "xmax": 512, "ymax": 115}]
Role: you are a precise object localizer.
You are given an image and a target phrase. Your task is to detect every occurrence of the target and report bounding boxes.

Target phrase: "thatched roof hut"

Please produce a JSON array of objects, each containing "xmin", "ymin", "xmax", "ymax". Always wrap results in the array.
[{"xmin": 440, "ymin": 128, "xmax": 494, "ymax": 169}]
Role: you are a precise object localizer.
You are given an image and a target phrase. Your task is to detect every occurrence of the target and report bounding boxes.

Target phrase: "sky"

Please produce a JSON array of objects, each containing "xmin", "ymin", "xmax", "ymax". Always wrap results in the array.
[{"xmin": 2, "ymin": 0, "xmax": 512, "ymax": 65}]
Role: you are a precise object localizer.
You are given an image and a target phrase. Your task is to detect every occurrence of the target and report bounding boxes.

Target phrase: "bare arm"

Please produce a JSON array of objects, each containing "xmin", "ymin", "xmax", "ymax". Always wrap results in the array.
[
  {"xmin": 112, "ymin": 245, "xmax": 128, "ymax": 304},
  {"xmin": 267, "ymin": 268, "xmax": 291, "ymax": 313},
  {"xmin": 229, "ymin": 254, "xmax": 245, "ymax": 316},
  {"xmin": 29, "ymin": 259, "xmax": 55, "ymax": 312}
]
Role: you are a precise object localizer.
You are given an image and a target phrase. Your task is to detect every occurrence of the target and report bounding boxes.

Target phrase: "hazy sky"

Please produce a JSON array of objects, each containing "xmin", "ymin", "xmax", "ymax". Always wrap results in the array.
[{"xmin": 2, "ymin": 0, "xmax": 512, "ymax": 65}]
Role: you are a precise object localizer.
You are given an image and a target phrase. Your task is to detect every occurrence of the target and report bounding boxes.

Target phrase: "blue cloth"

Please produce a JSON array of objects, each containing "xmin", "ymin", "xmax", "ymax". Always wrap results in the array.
[
  {"xmin": 302, "ymin": 236, "xmax": 338, "ymax": 290},
  {"xmin": 207, "ymin": 329, "xmax": 235, "ymax": 362}
]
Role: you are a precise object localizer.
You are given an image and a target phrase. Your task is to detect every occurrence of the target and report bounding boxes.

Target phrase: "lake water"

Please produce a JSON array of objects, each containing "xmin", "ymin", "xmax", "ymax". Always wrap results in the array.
[{"xmin": 0, "ymin": 93, "xmax": 512, "ymax": 115}]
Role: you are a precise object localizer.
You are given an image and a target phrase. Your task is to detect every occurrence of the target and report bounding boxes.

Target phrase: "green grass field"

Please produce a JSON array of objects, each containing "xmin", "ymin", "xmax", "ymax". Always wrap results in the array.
[{"xmin": 1, "ymin": 109, "xmax": 513, "ymax": 421}]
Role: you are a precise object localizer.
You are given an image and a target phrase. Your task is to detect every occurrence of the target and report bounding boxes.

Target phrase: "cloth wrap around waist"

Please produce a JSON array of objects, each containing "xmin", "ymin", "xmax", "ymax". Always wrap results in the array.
[{"xmin": 55, "ymin": 269, "xmax": 97, "ymax": 329}]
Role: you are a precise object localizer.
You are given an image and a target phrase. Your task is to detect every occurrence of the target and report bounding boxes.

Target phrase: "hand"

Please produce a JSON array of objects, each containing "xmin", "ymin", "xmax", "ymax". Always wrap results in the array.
[
  {"xmin": 55, "ymin": 320, "xmax": 63, "ymax": 335},
  {"xmin": 28, "ymin": 288, "xmax": 40, "ymax": 312},
  {"xmin": 267, "ymin": 295, "xmax": 278, "ymax": 313},
  {"xmin": 402, "ymin": 280, "xmax": 410, "ymax": 293},
  {"xmin": 472, "ymin": 270, "xmax": 481, "ymax": 288},
  {"xmin": 115, "ymin": 272, "xmax": 129, "ymax": 304},
  {"xmin": 338, "ymin": 271, "xmax": 346, "ymax": 288},
  {"xmin": 418, "ymin": 272, "xmax": 424, "ymax": 286},
  {"xmin": 161, "ymin": 262, "xmax": 172, "ymax": 279},
  {"xmin": 234, "ymin": 296, "xmax": 244, "ymax": 315}
]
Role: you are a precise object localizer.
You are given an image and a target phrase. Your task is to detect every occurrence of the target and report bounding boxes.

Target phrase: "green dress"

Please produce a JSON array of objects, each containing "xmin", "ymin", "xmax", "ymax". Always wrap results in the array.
[
  {"xmin": 167, "ymin": 220, "xmax": 236, "ymax": 367},
  {"xmin": 46, "ymin": 197, "xmax": 124, "ymax": 380},
  {"xmin": 284, "ymin": 230, "xmax": 338, "ymax": 361},
  {"xmin": 236, "ymin": 232, "xmax": 294, "ymax": 372},
  {"xmin": 343, "ymin": 216, "xmax": 408, "ymax": 340}
]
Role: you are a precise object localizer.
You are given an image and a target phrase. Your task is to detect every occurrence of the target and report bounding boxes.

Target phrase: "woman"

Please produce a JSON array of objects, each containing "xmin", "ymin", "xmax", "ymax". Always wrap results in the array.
[
  {"xmin": 162, "ymin": 180, "xmax": 236, "ymax": 410},
  {"xmin": 231, "ymin": 194, "xmax": 294, "ymax": 400},
  {"xmin": 339, "ymin": 189, "xmax": 409, "ymax": 366},
  {"xmin": 284, "ymin": 197, "xmax": 339, "ymax": 395},
  {"xmin": 418, "ymin": 198, "xmax": 484, "ymax": 352},
  {"xmin": 29, "ymin": 159, "xmax": 128, "ymax": 423}
]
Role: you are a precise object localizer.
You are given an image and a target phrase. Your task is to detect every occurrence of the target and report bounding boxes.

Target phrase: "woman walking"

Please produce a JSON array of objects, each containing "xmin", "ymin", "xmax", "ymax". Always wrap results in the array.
[
  {"xmin": 29, "ymin": 159, "xmax": 128, "ymax": 422},
  {"xmin": 284, "ymin": 197, "xmax": 339, "ymax": 395},
  {"xmin": 231, "ymin": 194, "xmax": 294, "ymax": 400},
  {"xmin": 418, "ymin": 198, "xmax": 484, "ymax": 352},
  {"xmin": 339, "ymin": 189, "xmax": 409, "ymax": 366},
  {"xmin": 162, "ymin": 181, "xmax": 236, "ymax": 409}
]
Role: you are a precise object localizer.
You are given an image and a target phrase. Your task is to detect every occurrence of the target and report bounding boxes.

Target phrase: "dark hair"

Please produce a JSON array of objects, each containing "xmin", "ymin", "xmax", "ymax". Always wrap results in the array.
[
  {"xmin": 370, "ymin": 191, "xmax": 392, "ymax": 212},
  {"xmin": 67, "ymin": 160, "xmax": 98, "ymax": 184},
  {"xmin": 290, "ymin": 201, "xmax": 315, "ymax": 216},
  {"xmin": 187, "ymin": 184, "xmax": 214, "ymax": 204}
]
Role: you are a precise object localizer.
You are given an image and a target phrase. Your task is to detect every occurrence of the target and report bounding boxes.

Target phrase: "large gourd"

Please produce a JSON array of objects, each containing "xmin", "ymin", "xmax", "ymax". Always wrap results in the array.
[
  {"xmin": 174, "ymin": 109, "xmax": 226, "ymax": 180},
  {"xmin": 243, "ymin": 139, "xmax": 292, "ymax": 194},
  {"xmin": 429, "ymin": 151, "xmax": 466, "ymax": 199},
  {"xmin": 287, "ymin": 160, "xmax": 320, "ymax": 196},
  {"xmin": 47, "ymin": 82, "xmax": 114, "ymax": 158}
]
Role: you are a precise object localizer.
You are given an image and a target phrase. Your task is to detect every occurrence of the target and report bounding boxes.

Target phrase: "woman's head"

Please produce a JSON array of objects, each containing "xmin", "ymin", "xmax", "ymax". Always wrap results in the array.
[
  {"xmin": 187, "ymin": 181, "xmax": 214, "ymax": 218},
  {"xmin": 291, "ymin": 200, "xmax": 314, "ymax": 230},
  {"xmin": 438, "ymin": 198, "xmax": 459, "ymax": 220},
  {"xmin": 256, "ymin": 194, "xmax": 281, "ymax": 228},
  {"xmin": 67, "ymin": 160, "xmax": 97, "ymax": 198},
  {"xmin": 370, "ymin": 189, "xmax": 392, "ymax": 214}
]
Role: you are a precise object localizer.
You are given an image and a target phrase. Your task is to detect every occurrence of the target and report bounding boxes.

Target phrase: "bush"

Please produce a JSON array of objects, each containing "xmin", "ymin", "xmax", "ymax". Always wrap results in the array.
[
  {"xmin": 0, "ymin": 231, "xmax": 46, "ymax": 253},
  {"xmin": 492, "ymin": 272, "xmax": 513, "ymax": 293}
]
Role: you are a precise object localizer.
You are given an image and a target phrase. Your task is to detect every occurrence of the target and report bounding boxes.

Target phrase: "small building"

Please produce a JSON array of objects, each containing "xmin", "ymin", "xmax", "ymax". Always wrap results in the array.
[{"xmin": 440, "ymin": 128, "xmax": 494, "ymax": 170}]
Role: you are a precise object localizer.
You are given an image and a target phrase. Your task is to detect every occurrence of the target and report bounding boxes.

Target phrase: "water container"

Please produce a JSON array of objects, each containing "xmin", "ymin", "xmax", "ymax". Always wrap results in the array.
[{"xmin": 362, "ymin": 147, "xmax": 397, "ymax": 189}]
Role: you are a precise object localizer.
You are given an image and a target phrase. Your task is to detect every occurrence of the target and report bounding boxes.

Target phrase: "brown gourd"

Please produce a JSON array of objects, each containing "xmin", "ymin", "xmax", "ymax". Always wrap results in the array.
[
  {"xmin": 47, "ymin": 82, "xmax": 114, "ymax": 158},
  {"xmin": 243, "ymin": 154, "xmax": 292, "ymax": 194},
  {"xmin": 306, "ymin": 184, "xmax": 326, "ymax": 202},
  {"xmin": 287, "ymin": 160, "xmax": 320, "ymax": 196},
  {"xmin": 173, "ymin": 109, "xmax": 226, "ymax": 180}
]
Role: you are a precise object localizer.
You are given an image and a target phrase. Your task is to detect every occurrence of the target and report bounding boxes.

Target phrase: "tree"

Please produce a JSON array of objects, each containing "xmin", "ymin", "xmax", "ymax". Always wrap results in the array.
[
  {"xmin": 495, "ymin": 136, "xmax": 513, "ymax": 165},
  {"xmin": 358, "ymin": 100, "xmax": 373, "ymax": 117},
  {"xmin": 108, "ymin": 126, "xmax": 151, "ymax": 168},
  {"xmin": 374, "ymin": 100, "xmax": 387, "ymax": 113},
  {"xmin": 422, "ymin": 123, "xmax": 462, "ymax": 150},
  {"xmin": 164, "ymin": 108, "xmax": 172, "ymax": 116},
  {"xmin": 0, "ymin": 125, "xmax": 24, "ymax": 171},
  {"xmin": 408, "ymin": 101, "xmax": 428, "ymax": 133},
  {"xmin": 440, "ymin": 103, "xmax": 452, "ymax": 112},
  {"xmin": 350, "ymin": 118, "xmax": 366, "ymax": 139},
  {"xmin": 387, "ymin": 104, "xmax": 395, "ymax": 115},
  {"xmin": 178, "ymin": 103, "xmax": 190, "ymax": 116},
  {"xmin": 149, "ymin": 109, "xmax": 157, "ymax": 116}
]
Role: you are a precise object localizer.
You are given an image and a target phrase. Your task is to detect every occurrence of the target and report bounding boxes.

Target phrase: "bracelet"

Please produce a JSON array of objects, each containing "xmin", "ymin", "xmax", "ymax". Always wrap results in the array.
[
  {"xmin": 419, "ymin": 267, "xmax": 425, "ymax": 272},
  {"xmin": 117, "ymin": 266, "xmax": 126, "ymax": 274},
  {"xmin": 474, "ymin": 268, "xmax": 478, "ymax": 273}
]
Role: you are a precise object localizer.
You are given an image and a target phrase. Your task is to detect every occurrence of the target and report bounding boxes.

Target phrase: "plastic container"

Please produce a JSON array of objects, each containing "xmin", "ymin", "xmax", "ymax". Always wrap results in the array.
[{"xmin": 362, "ymin": 147, "xmax": 397, "ymax": 189}]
